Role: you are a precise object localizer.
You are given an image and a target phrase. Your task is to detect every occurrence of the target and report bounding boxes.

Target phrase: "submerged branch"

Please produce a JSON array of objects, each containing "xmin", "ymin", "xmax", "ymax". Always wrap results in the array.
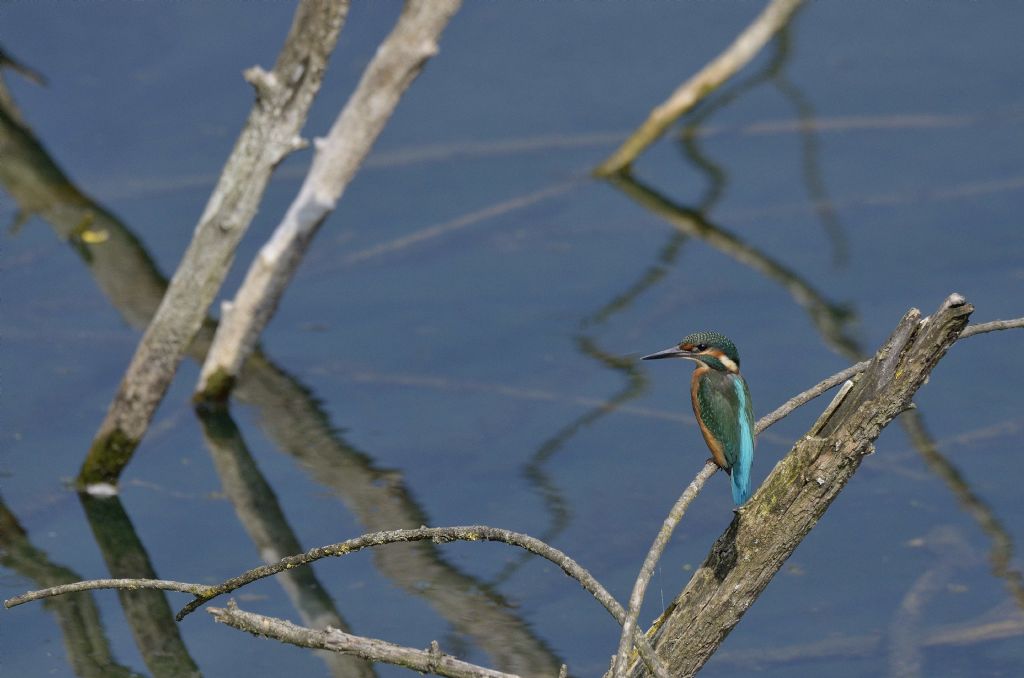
[
  {"xmin": 595, "ymin": 0, "xmax": 805, "ymax": 175},
  {"xmin": 195, "ymin": 0, "xmax": 461, "ymax": 402},
  {"xmin": 80, "ymin": 0, "xmax": 351, "ymax": 489}
]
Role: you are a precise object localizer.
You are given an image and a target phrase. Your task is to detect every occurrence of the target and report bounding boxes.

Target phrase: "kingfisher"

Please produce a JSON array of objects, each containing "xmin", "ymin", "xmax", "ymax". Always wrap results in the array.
[{"xmin": 642, "ymin": 331, "xmax": 755, "ymax": 504}]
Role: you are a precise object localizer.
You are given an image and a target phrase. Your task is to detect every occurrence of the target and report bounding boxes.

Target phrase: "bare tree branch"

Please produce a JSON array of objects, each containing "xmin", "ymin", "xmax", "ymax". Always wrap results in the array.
[
  {"xmin": 753, "ymin": 316, "xmax": 1024, "ymax": 434},
  {"xmin": 617, "ymin": 294, "xmax": 975, "ymax": 676},
  {"xmin": 594, "ymin": 0, "xmax": 805, "ymax": 176},
  {"xmin": 79, "ymin": 0, "xmax": 351, "ymax": 490},
  {"xmin": 209, "ymin": 600, "xmax": 520, "ymax": 678},
  {"xmin": 174, "ymin": 524, "xmax": 667, "ymax": 677},
  {"xmin": 5, "ymin": 579, "xmax": 211, "ymax": 609},
  {"xmin": 604, "ymin": 311, "xmax": 1024, "ymax": 674},
  {"xmin": 960, "ymin": 317, "xmax": 1024, "ymax": 337},
  {"xmin": 611, "ymin": 462, "xmax": 717, "ymax": 677},
  {"xmin": 755, "ymin": 362, "xmax": 867, "ymax": 434},
  {"xmin": 195, "ymin": 0, "xmax": 462, "ymax": 401}
]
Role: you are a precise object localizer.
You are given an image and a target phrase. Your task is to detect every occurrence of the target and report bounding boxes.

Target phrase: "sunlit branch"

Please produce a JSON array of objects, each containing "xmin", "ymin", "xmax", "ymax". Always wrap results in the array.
[
  {"xmin": 209, "ymin": 601, "xmax": 523, "ymax": 678},
  {"xmin": 611, "ymin": 462, "xmax": 718, "ymax": 678},
  {"xmin": 595, "ymin": 0, "xmax": 805, "ymax": 175},
  {"xmin": 174, "ymin": 524, "xmax": 668, "ymax": 678},
  {"xmin": 5, "ymin": 579, "xmax": 211, "ymax": 609}
]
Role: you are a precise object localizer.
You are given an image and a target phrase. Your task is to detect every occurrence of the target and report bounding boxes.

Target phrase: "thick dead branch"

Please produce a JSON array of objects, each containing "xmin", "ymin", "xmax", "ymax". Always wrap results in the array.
[
  {"xmin": 195, "ymin": 0, "xmax": 462, "ymax": 401},
  {"xmin": 209, "ymin": 601, "xmax": 520, "ymax": 678},
  {"xmin": 80, "ymin": 0, "xmax": 350, "ymax": 490},
  {"xmin": 620, "ymin": 293, "xmax": 974, "ymax": 677},
  {"xmin": 594, "ymin": 0, "xmax": 805, "ymax": 175}
]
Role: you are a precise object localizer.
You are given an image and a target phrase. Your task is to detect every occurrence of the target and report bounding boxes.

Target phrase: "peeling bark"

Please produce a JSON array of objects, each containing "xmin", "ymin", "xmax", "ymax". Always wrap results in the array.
[{"xmin": 622, "ymin": 294, "xmax": 973, "ymax": 677}]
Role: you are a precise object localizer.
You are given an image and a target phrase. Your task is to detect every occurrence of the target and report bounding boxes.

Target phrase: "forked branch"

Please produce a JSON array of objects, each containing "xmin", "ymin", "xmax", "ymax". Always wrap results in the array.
[{"xmin": 617, "ymin": 294, "xmax": 975, "ymax": 676}]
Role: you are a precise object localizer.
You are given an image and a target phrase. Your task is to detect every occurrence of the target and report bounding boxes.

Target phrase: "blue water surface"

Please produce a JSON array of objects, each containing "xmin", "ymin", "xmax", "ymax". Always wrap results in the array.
[{"xmin": 2, "ymin": 2, "xmax": 1022, "ymax": 677}]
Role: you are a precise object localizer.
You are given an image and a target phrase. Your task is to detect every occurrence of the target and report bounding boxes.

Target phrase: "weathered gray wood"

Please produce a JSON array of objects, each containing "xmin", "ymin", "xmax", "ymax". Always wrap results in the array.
[
  {"xmin": 623, "ymin": 294, "xmax": 973, "ymax": 677},
  {"xmin": 196, "ymin": 0, "xmax": 462, "ymax": 401},
  {"xmin": 79, "ymin": 0, "xmax": 350, "ymax": 490},
  {"xmin": 594, "ymin": 0, "xmax": 805, "ymax": 176},
  {"xmin": 210, "ymin": 602, "xmax": 519, "ymax": 678}
]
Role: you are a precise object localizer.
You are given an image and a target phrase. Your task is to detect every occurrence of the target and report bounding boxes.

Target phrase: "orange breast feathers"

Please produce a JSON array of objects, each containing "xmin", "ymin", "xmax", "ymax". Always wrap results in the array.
[{"xmin": 689, "ymin": 365, "xmax": 730, "ymax": 470}]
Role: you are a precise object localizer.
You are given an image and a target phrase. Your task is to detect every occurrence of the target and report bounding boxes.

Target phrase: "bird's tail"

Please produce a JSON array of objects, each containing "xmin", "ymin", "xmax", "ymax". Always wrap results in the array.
[{"xmin": 730, "ymin": 457, "xmax": 752, "ymax": 504}]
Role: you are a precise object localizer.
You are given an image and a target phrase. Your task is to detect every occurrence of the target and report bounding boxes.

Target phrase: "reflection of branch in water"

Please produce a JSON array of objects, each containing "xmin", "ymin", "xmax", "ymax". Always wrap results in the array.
[
  {"xmin": 770, "ymin": 24, "xmax": 849, "ymax": 267},
  {"xmin": 679, "ymin": 16, "xmax": 848, "ymax": 265},
  {"xmin": 196, "ymin": 405, "xmax": 376, "ymax": 678},
  {"xmin": 234, "ymin": 356, "xmax": 564, "ymax": 677},
  {"xmin": 888, "ymin": 525, "xmax": 975, "ymax": 678},
  {"xmin": 0, "ymin": 46, "xmax": 46, "ymax": 86},
  {"xmin": 608, "ymin": 171, "xmax": 860, "ymax": 358},
  {"xmin": 491, "ymin": 336, "xmax": 653, "ymax": 586},
  {"xmin": 494, "ymin": 196, "xmax": 698, "ymax": 586},
  {"xmin": 676, "ymin": 15, "xmax": 788, "ymax": 212},
  {"xmin": 78, "ymin": 494, "xmax": 201, "ymax": 678},
  {"xmin": 620, "ymin": 106, "xmax": 1024, "ymax": 618},
  {"xmin": 713, "ymin": 599, "xmax": 1023, "ymax": 670},
  {"xmin": 340, "ymin": 180, "xmax": 579, "ymax": 266},
  {"xmin": 901, "ymin": 411, "xmax": 1024, "ymax": 611},
  {"xmin": 0, "ymin": 81, "xmax": 563, "ymax": 675},
  {"xmin": 817, "ymin": 313, "xmax": 1024, "ymax": 615},
  {"xmin": 502, "ymin": 63, "xmax": 794, "ymax": 585},
  {"xmin": 584, "ymin": 233, "xmax": 688, "ymax": 330},
  {"xmin": 0, "ymin": 498, "xmax": 139, "ymax": 678}
]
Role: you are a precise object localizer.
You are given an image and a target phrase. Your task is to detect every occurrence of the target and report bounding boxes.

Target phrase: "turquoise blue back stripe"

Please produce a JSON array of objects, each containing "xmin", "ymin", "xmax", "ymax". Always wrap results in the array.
[{"xmin": 731, "ymin": 378, "xmax": 754, "ymax": 504}]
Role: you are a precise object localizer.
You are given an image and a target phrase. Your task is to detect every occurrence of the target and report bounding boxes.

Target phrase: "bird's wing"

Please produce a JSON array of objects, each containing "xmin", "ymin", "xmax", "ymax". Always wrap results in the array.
[{"xmin": 696, "ymin": 373, "xmax": 755, "ymax": 503}]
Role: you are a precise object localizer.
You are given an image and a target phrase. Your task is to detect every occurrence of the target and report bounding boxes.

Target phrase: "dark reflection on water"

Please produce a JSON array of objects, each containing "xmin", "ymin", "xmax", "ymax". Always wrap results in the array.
[
  {"xmin": 3, "ymin": 3, "xmax": 1024, "ymax": 676},
  {"xmin": 615, "ymin": 13, "xmax": 1024, "ymax": 663},
  {"xmin": 79, "ymin": 494, "xmax": 200, "ymax": 678},
  {"xmin": 195, "ymin": 404, "xmax": 376, "ymax": 678},
  {"xmin": 0, "ymin": 59, "xmax": 561, "ymax": 676},
  {"xmin": 0, "ymin": 499, "xmax": 140, "ymax": 678}
]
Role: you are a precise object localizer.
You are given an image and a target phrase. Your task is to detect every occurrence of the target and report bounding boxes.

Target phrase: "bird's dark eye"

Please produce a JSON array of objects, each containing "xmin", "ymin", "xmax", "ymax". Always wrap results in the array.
[{"xmin": 696, "ymin": 343, "xmax": 707, "ymax": 351}]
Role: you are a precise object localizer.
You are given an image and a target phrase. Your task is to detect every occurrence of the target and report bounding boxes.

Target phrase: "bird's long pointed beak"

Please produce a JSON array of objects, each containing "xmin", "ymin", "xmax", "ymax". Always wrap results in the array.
[{"xmin": 641, "ymin": 345, "xmax": 693, "ymax": 361}]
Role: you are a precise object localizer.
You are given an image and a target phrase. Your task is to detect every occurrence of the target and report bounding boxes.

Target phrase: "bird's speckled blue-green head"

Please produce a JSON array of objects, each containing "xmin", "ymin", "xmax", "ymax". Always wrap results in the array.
[{"xmin": 641, "ymin": 330, "xmax": 741, "ymax": 373}]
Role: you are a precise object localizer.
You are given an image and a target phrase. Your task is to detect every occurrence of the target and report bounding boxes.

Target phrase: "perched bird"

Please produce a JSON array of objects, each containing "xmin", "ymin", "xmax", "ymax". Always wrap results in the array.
[{"xmin": 642, "ymin": 331, "xmax": 755, "ymax": 504}]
